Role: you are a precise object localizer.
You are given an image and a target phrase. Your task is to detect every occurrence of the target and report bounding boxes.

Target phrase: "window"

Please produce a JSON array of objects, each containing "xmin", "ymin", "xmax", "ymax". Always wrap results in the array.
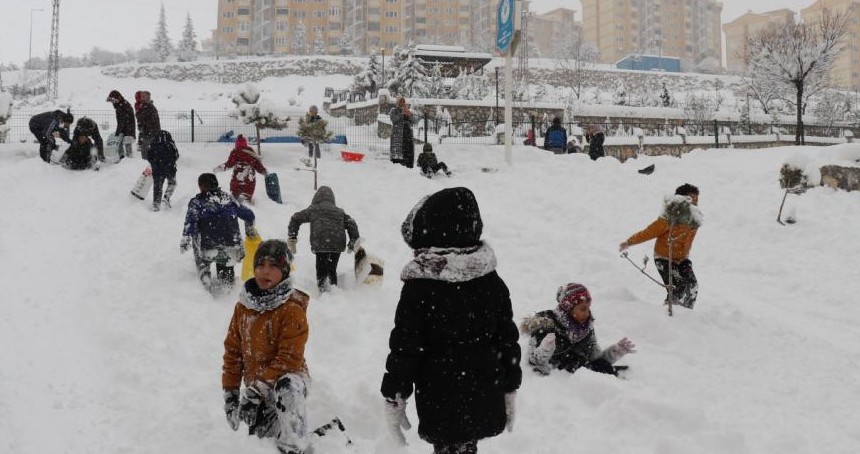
[
  {"xmin": 237, "ymin": 8, "xmax": 250, "ymax": 15},
  {"xmin": 222, "ymin": 11, "xmax": 235, "ymax": 18},
  {"xmin": 315, "ymin": 11, "xmax": 326, "ymax": 17},
  {"xmin": 385, "ymin": 26, "xmax": 398, "ymax": 32},
  {"xmin": 221, "ymin": 26, "xmax": 234, "ymax": 33},
  {"xmin": 276, "ymin": 8, "xmax": 288, "ymax": 14},
  {"xmin": 385, "ymin": 11, "xmax": 398, "ymax": 18},
  {"xmin": 277, "ymin": 21, "xmax": 287, "ymax": 31},
  {"xmin": 277, "ymin": 37, "xmax": 289, "ymax": 45},
  {"xmin": 239, "ymin": 22, "xmax": 249, "ymax": 31},
  {"xmin": 237, "ymin": 37, "xmax": 249, "ymax": 45}
]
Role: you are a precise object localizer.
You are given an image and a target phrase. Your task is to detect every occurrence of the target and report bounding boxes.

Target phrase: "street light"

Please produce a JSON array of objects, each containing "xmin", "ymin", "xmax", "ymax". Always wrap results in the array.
[
  {"xmin": 380, "ymin": 47, "xmax": 386, "ymax": 86},
  {"xmin": 25, "ymin": 8, "xmax": 43, "ymax": 97}
]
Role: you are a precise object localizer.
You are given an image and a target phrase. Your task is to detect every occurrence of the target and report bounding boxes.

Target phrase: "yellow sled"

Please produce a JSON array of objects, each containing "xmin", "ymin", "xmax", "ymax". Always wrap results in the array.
[{"xmin": 242, "ymin": 235, "xmax": 262, "ymax": 281}]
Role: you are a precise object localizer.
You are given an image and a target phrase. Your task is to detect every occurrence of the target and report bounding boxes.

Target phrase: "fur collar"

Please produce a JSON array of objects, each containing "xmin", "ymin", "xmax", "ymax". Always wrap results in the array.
[{"xmin": 401, "ymin": 242, "xmax": 497, "ymax": 282}]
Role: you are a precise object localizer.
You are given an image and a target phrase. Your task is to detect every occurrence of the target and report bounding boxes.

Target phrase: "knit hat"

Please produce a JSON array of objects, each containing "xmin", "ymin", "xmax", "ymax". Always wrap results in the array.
[
  {"xmin": 198, "ymin": 173, "xmax": 219, "ymax": 190},
  {"xmin": 423, "ymin": 143, "xmax": 433, "ymax": 152},
  {"xmin": 556, "ymin": 283, "xmax": 592, "ymax": 312},
  {"xmin": 235, "ymin": 134, "xmax": 248, "ymax": 149},
  {"xmin": 254, "ymin": 240, "xmax": 293, "ymax": 278},
  {"xmin": 401, "ymin": 187, "xmax": 483, "ymax": 249}
]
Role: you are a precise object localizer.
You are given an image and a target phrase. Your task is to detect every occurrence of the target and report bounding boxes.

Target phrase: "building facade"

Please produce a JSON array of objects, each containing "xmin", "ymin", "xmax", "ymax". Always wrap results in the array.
[
  {"xmin": 529, "ymin": 8, "xmax": 580, "ymax": 58},
  {"xmin": 579, "ymin": 0, "xmax": 722, "ymax": 71},
  {"xmin": 723, "ymin": 9, "xmax": 796, "ymax": 74},
  {"xmin": 800, "ymin": 0, "xmax": 860, "ymax": 89}
]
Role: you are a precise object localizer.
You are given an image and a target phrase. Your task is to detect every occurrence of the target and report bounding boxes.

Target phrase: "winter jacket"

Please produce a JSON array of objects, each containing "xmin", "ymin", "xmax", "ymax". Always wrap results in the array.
[
  {"xmin": 215, "ymin": 146, "xmax": 268, "ymax": 200},
  {"xmin": 287, "ymin": 186, "xmax": 359, "ymax": 253},
  {"xmin": 146, "ymin": 130, "xmax": 179, "ymax": 177},
  {"xmin": 586, "ymin": 131, "xmax": 605, "ymax": 159},
  {"xmin": 417, "ymin": 151, "xmax": 438, "ymax": 171},
  {"xmin": 625, "ymin": 196, "xmax": 702, "ymax": 262},
  {"xmin": 521, "ymin": 310, "xmax": 625, "ymax": 374},
  {"xmin": 544, "ymin": 124, "xmax": 568, "ymax": 151},
  {"xmin": 182, "ymin": 188, "xmax": 255, "ymax": 251},
  {"xmin": 136, "ymin": 100, "xmax": 161, "ymax": 141},
  {"xmin": 28, "ymin": 110, "xmax": 71, "ymax": 145},
  {"xmin": 72, "ymin": 117, "xmax": 104, "ymax": 158},
  {"xmin": 61, "ymin": 140, "xmax": 95, "ymax": 170},
  {"xmin": 389, "ymin": 107, "xmax": 414, "ymax": 163},
  {"xmin": 222, "ymin": 278, "xmax": 310, "ymax": 390},
  {"xmin": 109, "ymin": 91, "xmax": 136, "ymax": 137}
]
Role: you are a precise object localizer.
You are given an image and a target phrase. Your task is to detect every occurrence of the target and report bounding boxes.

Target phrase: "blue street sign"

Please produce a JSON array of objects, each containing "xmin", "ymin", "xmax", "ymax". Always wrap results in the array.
[{"xmin": 496, "ymin": 0, "xmax": 514, "ymax": 54}]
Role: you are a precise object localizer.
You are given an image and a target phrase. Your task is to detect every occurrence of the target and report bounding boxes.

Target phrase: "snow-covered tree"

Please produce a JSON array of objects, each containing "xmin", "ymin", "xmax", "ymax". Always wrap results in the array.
[
  {"xmin": 292, "ymin": 21, "xmax": 308, "ymax": 55},
  {"xmin": 426, "ymin": 63, "xmax": 446, "ymax": 98},
  {"xmin": 177, "ymin": 12, "xmax": 199, "ymax": 62},
  {"xmin": 660, "ymin": 82, "xmax": 672, "ymax": 107},
  {"xmin": 339, "ymin": 32, "xmax": 354, "ymax": 56},
  {"xmin": 297, "ymin": 116, "xmax": 333, "ymax": 145},
  {"xmin": 555, "ymin": 31, "xmax": 599, "ymax": 99},
  {"xmin": 83, "ymin": 47, "xmax": 128, "ymax": 66},
  {"xmin": 745, "ymin": 10, "xmax": 848, "ymax": 144},
  {"xmin": 812, "ymin": 89, "xmax": 848, "ymax": 129},
  {"xmin": 683, "ymin": 92, "xmax": 715, "ymax": 135},
  {"xmin": 613, "ymin": 80, "xmax": 628, "ymax": 106},
  {"xmin": 313, "ymin": 28, "xmax": 326, "ymax": 55},
  {"xmin": 387, "ymin": 44, "xmax": 429, "ymax": 97},
  {"xmin": 151, "ymin": 4, "xmax": 173, "ymax": 62},
  {"xmin": 230, "ymin": 83, "xmax": 291, "ymax": 154}
]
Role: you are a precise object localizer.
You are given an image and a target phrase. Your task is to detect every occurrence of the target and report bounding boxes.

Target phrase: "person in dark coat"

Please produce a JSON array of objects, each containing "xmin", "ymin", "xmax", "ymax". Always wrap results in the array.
[
  {"xmin": 287, "ymin": 186, "xmax": 360, "ymax": 292},
  {"xmin": 520, "ymin": 283, "xmax": 636, "ymax": 376},
  {"xmin": 543, "ymin": 117, "xmax": 568, "ymax": 153},
  {"xmin": 389, "ymin": 96, "xmax": 415, "ymax": 168},
  {"xmin": 28, "ymin": 109, "xmax": 73, "ymax": 163},
  {"xmin": 417, "ymin": 143, "xmax": 451, "ymax": 178},
  {"xmin": 585, "ymin": 124, "xmax": 605, "ymax": 160},
  {"xmin": 72, "ymin": 117, "xmax": 104, "ymax": 163},
  {"xmin": 181, "ymin": 173, "xmax": 258, "ymax": 294},
  {"xmin": 135, "ymin": 90, "xmax": 161, "ymax": 160},
  {"xmin": 106, "ymin": 90, "xmax": 136, "ymax": 158},
  {"xmin": 304, "ymin": 105, "xmax": 322, "ymax": 159},
  {"xmin": 147, "ymin": 130, "xmax": 179, "ymax": 211},
  {"xmin": 381, "ymin": 187, "xmax": 521, "ymax": 454},
  {"xmin": 59, "ymin": 134, "xmax": 97, "ymax": 170}
]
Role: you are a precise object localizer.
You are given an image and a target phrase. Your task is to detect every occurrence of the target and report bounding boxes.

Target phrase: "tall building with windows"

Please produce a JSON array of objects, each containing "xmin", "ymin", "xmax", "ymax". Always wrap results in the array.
[
  {"xmin": 530, "ymin": 8, "xmax": 579, "ymax": 58},
  {"xmin": 723, "ymin": 9, "xmax": 796, "ymax": 74},
  {"xmin": 579, "ymin": 0, "xmax": 722, "ymax": 71},
  {"xmin": 800, "ymin": 0, "xmax": 860, "ymax": 89}
]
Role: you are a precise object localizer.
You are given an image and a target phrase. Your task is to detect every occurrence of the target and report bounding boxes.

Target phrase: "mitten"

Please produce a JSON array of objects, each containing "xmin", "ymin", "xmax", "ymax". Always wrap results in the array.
[
  {"xmin": 384, "ymin": 394, "xmax": 411, "ymax": 446},
  {"xmin": 347, "ymin": 238, "xmax": 357, "ymax": 252},
  {"xmin": 246, "ymin": 225, "xmax": 259, "ymax": 238},
  {"xmin": 617, "ymin": 337, "xmax": 636, "ymax": 354},
  {"xmin": 238, "ymin": 385, "xmax": 267, "ymax": 428},
  {"xmin": 179, "ymin": 236, "xmax": 191, "ymax": 253},
  {"xmin": 213, "ymin": 164, "xmax": 226, "ymax": 173},
  {"xmin": 287, "ymin": 238, "xmax": 298, "ymax": 255},
  {"xmin": 504, "ymin": 392, "xmax": 516, "ymax": 432},
  {"xmin": 605, "ymin": 337, "xmax": 636, "ymax": 363},
  {"xmin": 529, "ymin": 333, "xmax": 556, "ymax": 375},
  {"xmin": 224, "ymin": 389, "xmax": 240, "ymax": 431}
]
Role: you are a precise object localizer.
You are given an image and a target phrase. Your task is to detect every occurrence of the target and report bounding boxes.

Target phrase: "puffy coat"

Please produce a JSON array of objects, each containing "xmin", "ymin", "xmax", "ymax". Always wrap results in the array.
[
  {"xmin": 109, "ymin": 91, "xmax": 136, "ymax": 137},
  {"xmin": 544, "ymin": 124, "xmax": 568, "ymax": 151},
  {"xmin": 182, "ymin": 188, "xmax": 255, "ymax": 251},
  {"xmin": 72, "ymin": 117, "xmax": 104, "ymax": 157},
  {"xmin": 625, "ymin": 197, "xmax": 701, "ymax": 262},
  {"xmin": 389, "ymin": 107, "xmax": 414, "ymax": 164},
  {"xmin": 216, "ymin": 146, "xmax": 268, "ymax": 200},
  {"xmin": 61, "ymin": 140, "xmax": 95, "ymax": 170},
  {"xmin": 521, "ymin": 310, "xmax": 623, "ymax": 374},
  {"xmin": 28, "ymin": 110, "xmax": 71, "ymax": 145},
  {"xmin": 586, "ymin": 131, "xmax": 605, "ymax": 160},
  {"xmin": 417, "ymin": 151, "xmax": 438, "ymax": 170},
  {"xmin": 287, "ymin": 186, "xmax": 359, "ymax": 253},
  {"xmin": 222, "ymin": 279, "xmax": 310, "ymax": 390},
  {"xmin": 147, "ymin": 130, "xmax": 179, "ymax": 177},
  {"xmin": 136, "ymin": 100, "xmax": 161, "ymax": 141}
]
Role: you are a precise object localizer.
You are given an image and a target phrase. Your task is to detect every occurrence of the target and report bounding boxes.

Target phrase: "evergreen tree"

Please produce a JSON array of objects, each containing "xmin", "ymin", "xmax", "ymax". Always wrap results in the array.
[
  {"xmin": 368, "ymin": 52, "xmax": 382, "ymax": 87},
  {"xmin": 151, "ymin": 3, "xmax": 173, "ymax": 62},
  {"xmin": 292, "ymin": 21, "xmax": 308, "ymax": 55},
  {"xmin": 661, "ymin": 82, "xmax": 672, "ymax": 107},
  {"xmin": 313, "ymin": 28, "xmax": 326, "ymax": 55},
  {"xmin": 387, "ymin": 44, "xmax": 429, "ymax": 97},
  {"xmin": 340, "ymin": 32, "xmax": 354, "ymax": 56},
  {"xmin": 177, "ymin": 12, "xmax": 199, "ymax": 62},
  {"xmin": 426, "ymin": 63, "xmax": 446, "ymax": 99}
]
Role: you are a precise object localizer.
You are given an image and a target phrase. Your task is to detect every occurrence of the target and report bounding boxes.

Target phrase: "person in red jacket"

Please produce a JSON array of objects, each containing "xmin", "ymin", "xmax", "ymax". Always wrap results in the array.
[{"xmin": 214, "ymin": 134, "xmax": 268, "ymax": 203}]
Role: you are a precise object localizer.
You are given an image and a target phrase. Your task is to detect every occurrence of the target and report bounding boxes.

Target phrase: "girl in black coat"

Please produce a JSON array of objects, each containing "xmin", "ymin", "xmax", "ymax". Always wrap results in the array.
[{"xmin": 381, "ymin": 187, "xmax": 521, "ymax": 454}]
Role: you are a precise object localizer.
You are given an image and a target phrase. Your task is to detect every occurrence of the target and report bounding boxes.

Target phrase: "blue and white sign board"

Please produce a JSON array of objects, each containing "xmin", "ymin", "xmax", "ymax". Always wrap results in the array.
[{"xmin": 496, "ymin": 0, "xmax": 514, "ymax": 54}]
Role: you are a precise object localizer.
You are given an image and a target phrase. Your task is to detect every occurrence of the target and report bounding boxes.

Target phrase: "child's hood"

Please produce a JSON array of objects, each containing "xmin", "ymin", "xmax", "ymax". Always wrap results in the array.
[
  {"xmin": 311, "ymin": 186, "xmax": 336, "ymax": 206},
  {"xmin": 520, "ymin": 312, "xmax": 557, "ymax": 334}
]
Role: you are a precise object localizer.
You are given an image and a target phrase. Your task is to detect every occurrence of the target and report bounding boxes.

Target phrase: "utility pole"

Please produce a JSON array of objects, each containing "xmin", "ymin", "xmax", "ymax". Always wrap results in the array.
[{"xmin": 46, "ymin": 0, "xmax": 61, "ymax": 99}]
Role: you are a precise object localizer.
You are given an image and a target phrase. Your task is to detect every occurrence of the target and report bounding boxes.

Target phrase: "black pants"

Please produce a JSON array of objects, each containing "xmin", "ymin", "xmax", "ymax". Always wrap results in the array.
[
  {"xmin": 315, "ymin": 252, "xmax": 340, "ymax": 291},
  {"xmin": 31, "ymin": 127, "xmax": 54, "ymax": 163},
  {"xmin": 152, "ymin": 172, "xmax": 177, "ymax": 206},
  {"xmin": 655, "ymin": 258, "xmax": 698, "ymax": 308},
  {"xmin": 586, "ymin": 357, "xmax": 618, "ymax": 376},
  {"xmin": 434, "ymin": 440, "xmax": 477, "ymax": 454},
  {"xmin": 422, "ymin": 162, "xmax": 450, "ymax": 176}
]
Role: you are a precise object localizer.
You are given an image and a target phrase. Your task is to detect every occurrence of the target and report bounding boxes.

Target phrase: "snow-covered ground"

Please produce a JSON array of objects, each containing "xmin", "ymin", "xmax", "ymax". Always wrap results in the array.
[{"xmin": 2, "ymin": 137, "xmax": 860, "ymax": 454}]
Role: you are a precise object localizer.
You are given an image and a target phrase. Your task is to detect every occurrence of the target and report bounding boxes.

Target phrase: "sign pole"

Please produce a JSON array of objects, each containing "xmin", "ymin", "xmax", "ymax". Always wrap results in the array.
[{"xmin": 504, "ymin": 49, "xmax": 513, "ymax": 165}]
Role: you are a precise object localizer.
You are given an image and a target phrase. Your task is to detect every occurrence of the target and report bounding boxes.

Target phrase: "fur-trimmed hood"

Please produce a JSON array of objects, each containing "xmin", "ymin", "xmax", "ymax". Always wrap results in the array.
[{"xmin": 401, "ymin": 242, "xmax": 497, "ymax": 282}]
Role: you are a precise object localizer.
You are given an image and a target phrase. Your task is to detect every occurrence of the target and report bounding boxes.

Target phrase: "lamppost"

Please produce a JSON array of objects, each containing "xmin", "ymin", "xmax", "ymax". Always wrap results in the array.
[
  {"xmin": 25, "ymin": 8, "xmax": 43, "ymax": 97},
  {"xmin": 380, "ymin": 47, "xmax": 386, "ymax": 86}
]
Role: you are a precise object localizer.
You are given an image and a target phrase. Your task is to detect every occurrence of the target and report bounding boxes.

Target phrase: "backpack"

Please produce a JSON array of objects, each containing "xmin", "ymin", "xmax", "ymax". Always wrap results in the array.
[
  {"xmin": 148, "ymin": 130, "xmax": 179, "ymax": 172},
  {"xmin": 546, "ymin": 128, "xmax": 566, "ymax": 149}
]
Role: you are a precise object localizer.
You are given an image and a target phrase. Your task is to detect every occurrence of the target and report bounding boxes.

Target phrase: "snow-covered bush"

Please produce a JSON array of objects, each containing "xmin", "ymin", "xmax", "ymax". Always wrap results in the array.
[
  {"xmin": 230, "ymin": 83, "xmax": 291, "ymax": 153},
  {"xmin": 297, "ymin": 117, "xmax": 333, "ymax": 145},
  {"xmin": 0, "ymin": 90, "xmax": 12, "ymax": 143}
]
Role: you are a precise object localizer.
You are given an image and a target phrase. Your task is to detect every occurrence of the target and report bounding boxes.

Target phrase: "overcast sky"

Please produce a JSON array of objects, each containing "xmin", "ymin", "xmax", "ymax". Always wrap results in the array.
[{"xmin": 0, "ymin": 0, "xmax": 820, "ymax": 66}]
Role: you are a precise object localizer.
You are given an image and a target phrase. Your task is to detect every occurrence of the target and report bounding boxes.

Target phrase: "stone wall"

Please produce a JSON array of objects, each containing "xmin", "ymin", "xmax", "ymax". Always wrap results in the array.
[
  {"xmin": 600, "ymin": 137, "xmax": 848, "ymax": 163},
  {"xmin": 820, "ymin": 165, "xmax": 860, "ymax": 191}
]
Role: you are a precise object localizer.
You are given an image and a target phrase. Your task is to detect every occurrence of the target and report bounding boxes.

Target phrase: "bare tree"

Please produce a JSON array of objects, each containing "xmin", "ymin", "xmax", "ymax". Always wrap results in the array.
[
  {"xmin": 745, "ymin": 10, "xmax": 848, "ymax": 144},
  {"xmin": 555, "ymin": 32, "xmax": 599, "ymax": 100}
]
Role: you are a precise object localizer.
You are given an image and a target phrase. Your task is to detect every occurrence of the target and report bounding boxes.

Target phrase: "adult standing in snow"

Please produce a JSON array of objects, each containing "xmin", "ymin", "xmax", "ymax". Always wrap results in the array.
[
  {"xmin": 287, "ymin": 186, "xmax": 360, "ymax": 292},
  {"xmin": 222, "ymin": 239, "xmax": 312, "ymax": 454},
  {"xmin": 585, "ymin": 124, "xmax": 605, "ymax": 160},
  {"xmin": 135, "ymin": 90, "xmax": 160, "ymax": 160},
  {"xmin": 181, "ymin": 173, "xmax": 258, "ymax": 293},
  {"xmin": 543, "ymin": 117, "xmax": 568, "ymax": 153},
  {"xmin": 106, "ymin": 90, "xmax": 136, "ymax": 158},
  {"xmin": 72, "ymin": 116, "xmax": 105, "ymax": 163},
  {"xmin": 389, "ymin": 96, "xmax": 415, "ymax": 168},
  {"xmin": 303, "ymin": 105, "xmax": 322, "ymax": 159},
  {"xmin": 213, "ymin": 134, "xmax": 268, "ymax": 203},
  {"xmin": 381, "ymin": 187, "xmax": 521, "ymax": 454},
  {"xmin": 521, "ymin": 283, "xmax": 635, "ymax": 376},
  {"xmin": 28, "ymin": 109, "xmax": 73, "ymax": 163},
  {"xmin": 619, "ymin": 184, "xmax": 702, "ymax": 309}
]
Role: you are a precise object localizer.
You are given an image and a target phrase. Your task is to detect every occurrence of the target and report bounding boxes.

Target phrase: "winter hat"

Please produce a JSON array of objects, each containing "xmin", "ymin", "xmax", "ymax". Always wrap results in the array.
[
  {"xmin": 552, "ymin": 117, "xmax": 561, "ymax": 125},
  {"xmin": 556, "ymin": 283, "xmax": 592, "ymax": 312},
  {"xmin": 309, "ymin": 105, "xmax": 318, "ymax": 114},
  {"xmin": 423, "ymin": 143, "xmax": 433, "ymax": 153},
  {"xmin": 401, "ymin": 187, "xmax": 483, "ymax": 249},
  {"xmin": 106, "ymin": 90, "xmax": 122, "ymax": 102},
  {"xmin": 198, "ymin": 173, "xmax": 219, "ymax": 190},
  {"xmin": 235, "ymin": 134, "xmax": 248, "ymax": 149},
  {"xmin": 254, "ymin": 240, "xmax": 293, "ymax": 278}
]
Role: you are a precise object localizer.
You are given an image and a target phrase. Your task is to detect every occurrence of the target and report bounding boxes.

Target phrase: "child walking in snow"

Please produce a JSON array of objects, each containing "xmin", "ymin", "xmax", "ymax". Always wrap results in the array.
[
  {"xmin": 619, "ymin": 183, "xmax": 702, "ymax": 309},
  {"xmin": 417, "ymin": 143, "xmax": 452, "ymax": 178},
  {"xmin": 521, "ymin": 283, "xmax": 635, "ymax": 376},
  {"xmin": 287, "ymin": 186, "xmax": 360, "ymax": 292},
  {"xmin": 214, "ymin": 134, "xmax": 268, "ymax": 203},
  {"xmin": 222, "ymin": 239, "xmax": 312, "ymax": 454},
  {"xmin": 381, "ymin": 187, "xmax": 521, "ymax": 454}
]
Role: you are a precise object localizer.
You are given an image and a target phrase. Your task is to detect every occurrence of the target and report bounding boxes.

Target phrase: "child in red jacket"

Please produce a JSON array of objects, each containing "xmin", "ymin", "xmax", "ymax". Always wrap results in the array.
[{"xmin": 214, "ymin": 134, "xmax": 268, "ymax": 203}]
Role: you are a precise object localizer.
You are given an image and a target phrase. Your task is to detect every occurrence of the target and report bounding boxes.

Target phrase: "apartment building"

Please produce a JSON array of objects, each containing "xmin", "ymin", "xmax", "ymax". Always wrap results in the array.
[
  {"xmin": 529, "ymin": 8, "xmax": 580, "ymax": 58},
  {"xmin": 800, "ymin": 0, "xmax": 860, "ymax": 89},
  {"xmin": 579, "ymin": 0, "xmax": 722, "ymax": 71},
  {"xmin": 723, "ymin": 9, "xmax": 796, "ymax": 74}
]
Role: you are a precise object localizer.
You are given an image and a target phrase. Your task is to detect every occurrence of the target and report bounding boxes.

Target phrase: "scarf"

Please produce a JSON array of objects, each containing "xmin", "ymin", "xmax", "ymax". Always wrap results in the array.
[
  {"xmin": 553, "ymin": 307, "xmax": 594, "ymax": 344},
  {"xmin": 239, "ymin": 277, "xmax": 294, "ymax": 312},
  {"xmin": 401, "ymin": 242, "xmax": 497, "ymax": 282}
]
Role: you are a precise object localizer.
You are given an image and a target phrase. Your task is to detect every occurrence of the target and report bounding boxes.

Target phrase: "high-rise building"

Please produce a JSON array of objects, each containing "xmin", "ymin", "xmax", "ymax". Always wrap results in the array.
[
  {"xmin": 723, "ymin": 9, "xmax": 796, "ymax": 74},
  {"xmin": 800, "ymin": 0, "xmax": 860, "ymax": 89},
  {"xmin": 530, "ymin": 8, "xmax": 580, "ymax": 58},
  {"xmin": 580, "ymin": 0, "xmax": 722, "ymax": 71}
]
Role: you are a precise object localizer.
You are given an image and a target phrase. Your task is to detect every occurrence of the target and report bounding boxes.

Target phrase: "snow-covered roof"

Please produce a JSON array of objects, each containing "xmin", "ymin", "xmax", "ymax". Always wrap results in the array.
[
  {"xmin": 414, "ymin": 44, "xmax": 467, "ymax": 53},
  {"xmin": 414, "ymin": 49, "xmax": 493, "ymax": 61}
]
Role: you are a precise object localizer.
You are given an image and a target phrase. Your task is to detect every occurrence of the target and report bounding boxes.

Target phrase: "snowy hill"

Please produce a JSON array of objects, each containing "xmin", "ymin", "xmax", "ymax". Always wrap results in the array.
[{"xmin": 1, "ymin": 137, "xmax": 859, "ymax": 453}]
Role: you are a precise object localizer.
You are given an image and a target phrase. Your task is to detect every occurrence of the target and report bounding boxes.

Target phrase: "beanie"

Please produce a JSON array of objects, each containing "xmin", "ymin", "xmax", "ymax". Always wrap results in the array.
[
  {"xmin": 423, "ymin": 143, "xmax": 433, "ymax": 153},
  {"xmin": 556, "ymin": 283, "xmax": 592, "ymax": 312},
  {"xmin": 254, "ymin": 240, "xmax": 293, "ymax": 278},
  {"xmin": 235, "ymin": 134, "xmax": 248, "ymax": 150}
]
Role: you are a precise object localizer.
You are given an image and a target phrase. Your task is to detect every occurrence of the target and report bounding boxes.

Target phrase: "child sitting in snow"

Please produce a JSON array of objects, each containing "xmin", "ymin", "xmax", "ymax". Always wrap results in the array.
[
  {"xmin": 214, "ymin": 134, "xmax": 268, "ymax": 203},
  {"xmin": 521, "ymin": 283, "xmax": 635, "ymax": 376},
  {"xmin": 222, "ymin": 239, "xmax": 311, "ymax": 454},
  {"xmin": 417, "ymin": 143, "xmax": 452, "ymax": 178}
]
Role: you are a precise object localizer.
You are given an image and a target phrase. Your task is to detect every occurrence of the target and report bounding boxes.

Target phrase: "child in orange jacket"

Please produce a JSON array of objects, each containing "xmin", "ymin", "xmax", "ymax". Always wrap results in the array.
[
  {"xmin": 619, "ymin": 184, "xmax": 702, "ymax": 308},
  {"xmin": 222, "ymin": 240, "xmax": 311, "ymax": 454}
]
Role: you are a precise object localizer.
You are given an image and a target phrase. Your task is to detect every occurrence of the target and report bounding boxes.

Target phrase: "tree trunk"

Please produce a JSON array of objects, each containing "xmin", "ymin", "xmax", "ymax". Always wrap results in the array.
[
  {"xmin": 255, "ymin": 124, "xmax": 262, "ymax": 156},
  {"xmin": 795, "ymin": 81, "xmax": 804, "ymax": 145}
]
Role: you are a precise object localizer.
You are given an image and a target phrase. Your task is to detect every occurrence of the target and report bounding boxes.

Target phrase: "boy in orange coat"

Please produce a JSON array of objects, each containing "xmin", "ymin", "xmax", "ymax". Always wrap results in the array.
[
  {"xmin": 222, "ymin": 240, "xmax": 311, "ymax": 454},
  {"xmin": 214, "ymin": 134, "xmax": 268, "ymax": 203},
  {"xmin": 619, "ymin": 184, "xmax": 702, "ymax": 308}
]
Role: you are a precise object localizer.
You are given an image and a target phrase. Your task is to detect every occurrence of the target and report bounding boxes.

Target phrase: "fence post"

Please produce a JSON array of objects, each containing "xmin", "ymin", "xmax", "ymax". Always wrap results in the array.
[
  {"xmin": 714, "ymin": 119, "xmax": 719, "ymax": 148},
  {"xmin": 191, "ymin": 109, "xmax": 195, "ymax": 143},
  {"xmin": 530, "ymin": 114, "xmax": 536, "ymax": 147},
  {"xmin": 424, "ymin": 113, "xmax": 429, "ymax": 144}
]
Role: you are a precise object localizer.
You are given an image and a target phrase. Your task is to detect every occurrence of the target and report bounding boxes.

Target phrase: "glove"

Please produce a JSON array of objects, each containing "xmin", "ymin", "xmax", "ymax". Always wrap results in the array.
[
  {"xmin": 224, "ymin": 389, "xmax": 240, "ymax": 431},
  {"xmin": 287, "ymin": 238, "xmax": 297, "ymax": 255},
  {"xmin": 246, "ymin": 225, "xmax": 259, "ymax": 239},
  {"xmin": 347, "ymin": 238, "xmax": 357, "ymax": 252},
  {"xmin": 179, "ymin": 236, "xmax": 191, "ymax": 253},
  {"xmin": 531, "ymin": 333, "xmax": 556, "ymax": 368},
  {"xmin": 619, "ymin": 242, "xmax": 629, "ymax": 252},
  {"xmin": 384, "ymin": 394, "xmax": 411, "ymax": 446},
  {"xmin": 504, "ymin": 392, "xmax": 517, "ymax": 432},
  {"xmin": 213, "ymin": 164, "xmax": 226, "ymax": 173},
  {"xmin": 239, "ymin": 383, "xmax": 269, "ymax": 428},
  {"xmin": 617, "ymin": 337, "xmax": 636, "ymax": 354}
]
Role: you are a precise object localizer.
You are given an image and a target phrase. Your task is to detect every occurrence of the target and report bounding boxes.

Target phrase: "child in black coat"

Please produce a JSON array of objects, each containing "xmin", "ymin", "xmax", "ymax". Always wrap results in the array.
[
  {"xmin": 417, "ymin": 143, "xmax": 452, "ymax": 178},
  {"xmin": 521, "ymin": 283, "xmax": 635, "ymax": 376}
]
